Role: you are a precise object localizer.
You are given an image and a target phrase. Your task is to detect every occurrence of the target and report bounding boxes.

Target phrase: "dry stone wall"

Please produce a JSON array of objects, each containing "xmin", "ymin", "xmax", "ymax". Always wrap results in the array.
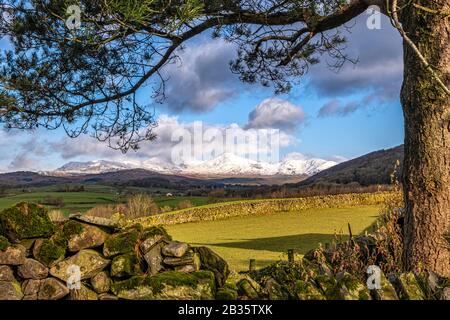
[
  {"xmin": 0, "ymin": 202, "xmax": 229, "ymax": 300},
  {"xmin": 137, "ymin": 192, "xmax": 394, "ymax": 227}
]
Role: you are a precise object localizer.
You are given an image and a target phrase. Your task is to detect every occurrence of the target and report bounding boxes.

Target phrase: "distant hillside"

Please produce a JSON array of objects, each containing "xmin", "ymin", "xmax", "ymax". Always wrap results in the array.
[
  {"xmin": 0, "ymin": 171, "xmax": 70, "ymax": 187},
  {"xmin": 0, "ymin": 169, "xmax": 215, "ymax": 189},
  {"xmin": 298, "ymin": 145, "xmax": 404, "ymax": 187}
]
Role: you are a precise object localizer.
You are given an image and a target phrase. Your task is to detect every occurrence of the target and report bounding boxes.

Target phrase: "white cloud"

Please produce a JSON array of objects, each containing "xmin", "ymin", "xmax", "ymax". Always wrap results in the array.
[
  {"xmin": 45, "ymin": 113, "xmax": 297, "ymax": 169},
  {"xmin": 245, "ymin": 98, "xmax": 306, "ymax": 131},
  {"xmin": 161, "ymin": 40, "xmax": 239, "ymax": 112}
]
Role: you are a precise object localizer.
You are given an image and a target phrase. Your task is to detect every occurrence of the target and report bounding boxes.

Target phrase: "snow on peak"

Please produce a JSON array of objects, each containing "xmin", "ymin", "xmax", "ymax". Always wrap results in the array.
[
  {"xmin": 52, "ymin": 153, "xmax": 337, "ymax": 177},
  {"xmin": 54, "ymin": 160, "xmax": 134, "ymax": 175}
]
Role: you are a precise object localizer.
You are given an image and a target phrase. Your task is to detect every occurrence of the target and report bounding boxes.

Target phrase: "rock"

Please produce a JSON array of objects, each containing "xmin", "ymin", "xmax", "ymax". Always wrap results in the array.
[
  {"xmin": 98, "ymin": 293, "xmax": 119, "ymax": 300},
  {"xmin": 264, "ymin": 278, "xmax": 289, "ymax": 300},
  {"xmin": 111, "ymin": 252, "xmax": 143, "ymax": 278},
  {"xmin": 144, "ymin": 243, "xmax": 164, "ymax": 276},
  {"xmin": 33, "ymin": 239, "xmax": 66, "ymax": 267},
  {"xmin": 91, "ymin": 271, "xmax": 111, "ymax": 294},
  {"xmin": 426, "ymin": 272, "xmax": 441, "ymax": 295},
  {"xmin": 162, "ymin": 242, "xmax": 188, "ymax": 258},
  {"xmin": 237, "ymin": 279, "xmax": 259, "ymax": 300},
  {"xmin": 0, "ymin": 202, "xmax": 55, "ymax": 242},
  {"xmin": 295, "ymin": 280, "xmax": 325, "ymax": 300},
  {"xmin": 389, "ymin": 273, "xmax": 426, "ymax": 300},
  {"xmin": 140, "ymin": 226, "xmax": 171, "ymax": 254},
  {"xmin": 19, "ymin": 239, "xmax": 36, "ymax": 251},
  {"xmin": 17, "ymin": 258, "xmax": 49, "ymax": 280},
  {"xmin": 163, "ymin": 252, "xmax": 200, "ymax": 268},
  {"xmin": 111, "ymin": 271, "xmax": 216, "ymax": 300},
  {"xmin": 336, "ymin": 272, "xmax": 371, "ymax": 300},
  {"xmin": 0, "ymin": 235, "xmax": 10, "ymax": 251},
  {"xmin": 22, "ymin": 279, "xmax": 42, "ymax": 297},
  {"xmin": 315, "ymin": 275, "xmax": 341, "ymax": 300},
  {"xmin": 414, "ymin": 271, "xmax": 441, "ymax": 299},
  {"xmin": 69, "ymin": 214, "xmax": 119, "ymax": 229},
  {"xmin": 441, "ymin": 287, "xmax": 450, "ymax": 300},
  {"xmin": 0, "ymin": 265, "xmax": 14, "ymax": 281},
  {"xmin": 176, "ymin": 264, "xmax": 198, "ymax": 273},
  {"xmin": 193, "ymin": 246, "xmax": 230, "ymax": 287},
  {"xmin": 103, "ymin": 228, "xmax": 140, "ymax": 258},
  {"xmin": 66, "ymin": 222, "xmax": 108, "ymax": 252},
  {"xmin": 216, "ymin": 287, "xmax": 238, "ymax": 300},
  {"xmin": 140, "ymin": 235, "xmax": 165, "ymax": 254},
  {"xmin": 0, "ymin": 244, "xmax": 26, "ymax": 265},
  {"xmin": 371, "ymin": 271, "xmax": 398, "ymax": 300},
  {"xmin": 50, "ymin": 249, "xmax": 110, "ymax": 281},
  {"xmin": 69, "ymin": 284, "xmax": 98, "ymax": 300},
  {"xmin": 0, "ymin": 280, "xmax": 24, "ymax": 300},
  {"xmin": 38, "ymin": 278, "xmax": 69, "ymax": 300}
]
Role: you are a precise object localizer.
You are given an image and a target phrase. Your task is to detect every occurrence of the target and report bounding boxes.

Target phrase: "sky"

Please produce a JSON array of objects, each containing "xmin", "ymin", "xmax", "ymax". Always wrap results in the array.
[{"xmin": 0, "ymin": 14, "xmax": 405, "ymax": 172}]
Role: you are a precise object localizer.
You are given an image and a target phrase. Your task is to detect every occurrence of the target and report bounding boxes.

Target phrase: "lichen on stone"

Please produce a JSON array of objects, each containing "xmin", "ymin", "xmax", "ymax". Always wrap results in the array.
[
  {"xmin": 103, "ymin": 227, "xmax": 140, "ymax": 258},
  {"xmin": 0, "ymin": 202, "xmax": 55, "ymax": 241},
  {"xmin": 111, "ymin": 252, "xmax": 143, "ymax": 278},
  {"xmin": 295, "ymin": 280, "xmax": 325, "ymax": 300},
  {"xmin": 0, "ymin": 235, "xmax": 10, "ymax": 251},
  {"xmin": 62, "ymin": 220, "xmax": 85, "ymax": 238},
  {"xmin": 34, "ymin": 239, "xmax": 66, "ymax": 267},
  {"xmin": 141, "ymin": 226, "xmax": 172, "ymax": 241},
  {"xmin": 112, "ymin": 271, "xmax": 216, "ymax": 300}
]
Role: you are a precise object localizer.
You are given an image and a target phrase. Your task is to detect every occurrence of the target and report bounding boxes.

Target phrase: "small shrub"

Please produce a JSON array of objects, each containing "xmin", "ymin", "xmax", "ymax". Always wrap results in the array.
[
  {"xmin": 86, "ymin": 205, "xmax": 117, "ymax": 218},
  {"xmin": 126, "ymin": 194, "xmax": 159, "ymax": 219},
  {"xmin": 85, "ymin": 195, "xmax": 159, "ymax": 220},
  {"xmin": 177, "ymin": 200, "xmax": 194, "ymax": 210},
  {"xmin": 40, "ymin": 196, "xmax": 65, "ymax": 208},
  {"xmin": 159, "ymin": 206, "xmax": 173, "ymax": 213},
  {"xmin": 48, "ymin": 210, "xmax": 67, "ymax": 223}
]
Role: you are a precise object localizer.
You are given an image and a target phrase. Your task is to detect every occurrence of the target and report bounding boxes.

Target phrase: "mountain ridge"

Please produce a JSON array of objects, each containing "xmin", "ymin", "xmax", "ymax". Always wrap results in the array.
[
  {"xmin": 298, "ymin": 145, "xmax": 404, "ymax": 187},
  {"xmin": 48, "ymin": 153, "xmax": 338, "ymax": 177}
]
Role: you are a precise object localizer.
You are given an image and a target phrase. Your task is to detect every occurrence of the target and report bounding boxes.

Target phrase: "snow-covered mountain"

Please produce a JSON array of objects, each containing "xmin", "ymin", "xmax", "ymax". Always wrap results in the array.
[
  {"xmin": 277, "ymin": 158, "xmax": 337, "ymax": 176},
  {"xmin": 183, "ymin": 153, "xmax": 279, "ymax": 176},
  {"xmin": 53, "ymin": 160, "xmax": 135, "ymax": 175},
  {"xmin": 50, "ymin": 153, "xmax": 337, "ymax": 177}
]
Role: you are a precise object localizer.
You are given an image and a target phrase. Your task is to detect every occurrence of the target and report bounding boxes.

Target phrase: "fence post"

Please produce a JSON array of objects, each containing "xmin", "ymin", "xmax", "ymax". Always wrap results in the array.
[
  {"xmin": 287, "ymin": 249, "xmax": 295, "ymax": 263},
  {"xmin": 249, "ymin": 259, "xmax": 256, "ymax": 272},
  {"xmin": 348, "ymin": 223, "xmax": 353, "ymax": 240}
]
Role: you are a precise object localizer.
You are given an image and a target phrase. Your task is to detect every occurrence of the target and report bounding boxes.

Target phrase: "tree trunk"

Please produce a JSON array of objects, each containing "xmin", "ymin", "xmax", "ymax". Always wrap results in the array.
[{"xmin": 401, "ymin": 1, "xmax": 450, "ymax": 277}]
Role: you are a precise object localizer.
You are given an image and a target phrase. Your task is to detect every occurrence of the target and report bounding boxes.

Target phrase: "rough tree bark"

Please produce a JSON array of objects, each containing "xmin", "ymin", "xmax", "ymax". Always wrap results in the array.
[{"xmin": 400, "ymin": 0, "xmax": 450, "ymax": 277}]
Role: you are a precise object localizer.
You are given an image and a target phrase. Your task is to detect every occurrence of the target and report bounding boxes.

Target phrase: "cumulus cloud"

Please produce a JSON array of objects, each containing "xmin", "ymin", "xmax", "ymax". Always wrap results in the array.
[
  {"xmin": 161, "ymin": 40, "xmax": 239, "ymax": 112},
  {"xmin": 0, "ymin": 129, "xmax": 49, "ymax": 171},
  {"xmin": 46, "ymin": 114, "xmax": 297, "ymax": 168},
  {"xmin": 245, "ymin": 98, "xmax": 306, "ymax": 132},
  {"xmin": 318, "ymin": 99, "xmax": 359, "ymax": 118},
  {"xmin": 309, "ymin": 14, "xmax": 403, "ymax": 116}
]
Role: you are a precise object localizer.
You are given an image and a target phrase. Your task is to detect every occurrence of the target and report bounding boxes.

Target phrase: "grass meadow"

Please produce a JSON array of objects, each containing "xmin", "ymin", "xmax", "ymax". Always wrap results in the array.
[
  {"xmin": 167, "ymin": 205, "xmax": 381, "ymax": 272},
  {"xmin": 0, "ymin": 185, "xmax": 219, "ymax": 214}
]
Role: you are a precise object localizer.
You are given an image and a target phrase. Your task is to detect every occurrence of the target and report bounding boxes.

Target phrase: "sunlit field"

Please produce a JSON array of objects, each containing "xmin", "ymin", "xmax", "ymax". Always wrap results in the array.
[{"xmin": 167, "ymin": 205, "xmax": 381, "ymax": 272}]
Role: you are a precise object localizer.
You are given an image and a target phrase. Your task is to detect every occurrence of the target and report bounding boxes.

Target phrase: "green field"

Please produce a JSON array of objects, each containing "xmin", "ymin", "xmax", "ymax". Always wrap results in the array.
[
  {"xmin": 0, "ymin": 185, "xmax": 220, "ymax": 214},
  {"xmin": 167, "ymin": 205, "xmax": 381, "ymax": 272}
]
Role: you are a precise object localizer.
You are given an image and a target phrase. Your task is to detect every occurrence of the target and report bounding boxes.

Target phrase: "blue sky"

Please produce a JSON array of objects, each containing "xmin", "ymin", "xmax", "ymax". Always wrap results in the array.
[{"xmin": 0, "ymin": 14, "xmax": 405, "ymax": 172}]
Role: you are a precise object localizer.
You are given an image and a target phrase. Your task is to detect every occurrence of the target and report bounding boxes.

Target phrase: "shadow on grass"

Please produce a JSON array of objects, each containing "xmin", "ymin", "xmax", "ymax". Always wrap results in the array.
[{"xmin": 210, "ymin": 233, "xmax": 337, "ymax": 255}]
